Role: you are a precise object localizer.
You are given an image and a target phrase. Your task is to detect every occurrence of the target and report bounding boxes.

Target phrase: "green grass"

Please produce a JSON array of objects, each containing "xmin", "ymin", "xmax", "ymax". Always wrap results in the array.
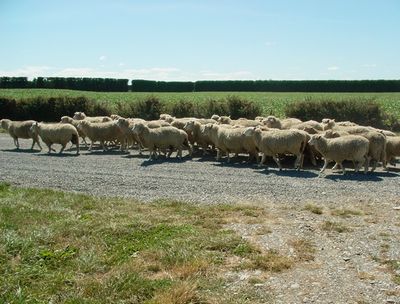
[
  {"xmin": 1, "ymin": 88, "xmax": 400, "ymax": 118},
  {"xmin": 0, "ymin": 182, "xmax": 285, "ymax": 303}
]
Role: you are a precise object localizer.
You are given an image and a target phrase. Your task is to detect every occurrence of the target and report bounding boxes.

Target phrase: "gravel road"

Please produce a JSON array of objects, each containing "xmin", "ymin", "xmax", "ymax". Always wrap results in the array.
[
  {"xmin": 1, "ymin": 133, "xmax": 400, "ymax": 303},
  {"xmin": 1, "ymin": 133, "xmax": 400, "ymax": 204}
]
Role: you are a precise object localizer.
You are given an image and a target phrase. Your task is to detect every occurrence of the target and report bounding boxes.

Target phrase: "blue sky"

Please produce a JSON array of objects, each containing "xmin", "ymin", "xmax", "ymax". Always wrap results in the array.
[{"xmin": 0, "ymin": 0, "xmax": 399, "ymax": 81}]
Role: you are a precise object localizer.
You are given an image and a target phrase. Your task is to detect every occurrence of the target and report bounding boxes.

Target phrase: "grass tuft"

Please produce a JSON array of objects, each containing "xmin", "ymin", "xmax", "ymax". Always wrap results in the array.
[
  {"xmin": 304, "ymin": 203, "xmax": 323, "ymax": 215},
  {"xmin": 321, "ymin": 221, "xmax": 351, "ymax": 233},
  {"xmin": 331, "ymin": 208, "xmax": 363, "ymax": 217}
]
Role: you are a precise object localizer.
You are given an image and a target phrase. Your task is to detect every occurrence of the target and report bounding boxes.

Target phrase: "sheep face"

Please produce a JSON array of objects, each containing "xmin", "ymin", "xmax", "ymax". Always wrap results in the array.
[
  {"xmin": 308, "ymin": 134, "xmax": 323, "ymax": 146},
  {"xmin": 218, "ymin": 116, "xmax": 231, "ymax": 124},
  {"xmin": 211, "ymin": 114, "xmax": 220, "ymax": 121},
  {"xmin": 132, "ymin": 123, "xmax": 145, "ymax": 134},
  {"xmin": 73, "ymin": 112, "xmax": 86, "ymax": 120},
  {"xmin": 183, "ymin": 121, "xmax": 195, "ymax": 132},
  {"xmin": 321, "ymin": 118, "xmax": 335, "ymax": 130},
  {"xmin": 60, "ymin": 116, "xmax": 72, "ymax": 123},
  {"xmin": 1, "ymin": 119, "xmax": 11, "ymax": 130},
  {"xmin": 263, "ymin": 116, "xmax": 278, "ymax": 128},
  {"xmin": 116, "ymin": 118, "xmax": 129, "ymax": 129},
  {"xmin": 30, "ymin": 122, "xmax": 39, "ymax": 135}
]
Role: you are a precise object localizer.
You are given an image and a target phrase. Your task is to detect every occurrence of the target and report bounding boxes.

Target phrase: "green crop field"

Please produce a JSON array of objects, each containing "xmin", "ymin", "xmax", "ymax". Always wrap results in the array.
[{"xmin": 1, "ymin": 88, "xmax": 400, "ymax": 118}]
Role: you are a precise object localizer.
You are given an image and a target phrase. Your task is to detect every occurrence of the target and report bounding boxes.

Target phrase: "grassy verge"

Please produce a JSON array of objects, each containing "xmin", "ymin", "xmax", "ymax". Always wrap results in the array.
[
  {"xmin": 0, "ymin": 182, "xmax": 289, "ymax": 303},
  {"xmin": 1, "ymin": 88, "xmax": 400, "ymax": 118}
]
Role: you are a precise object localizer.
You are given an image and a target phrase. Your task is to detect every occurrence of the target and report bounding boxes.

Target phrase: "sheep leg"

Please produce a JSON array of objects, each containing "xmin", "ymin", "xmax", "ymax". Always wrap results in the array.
[
  {"xmin": 82, "ymin": 137, "xmax": 88, "ymax": 148},
  {"xmin": 101, "ymin": 141, "xmax": 107, "ymax": 152},
  {"xmin": 258, "ymin": 153, "xmax": 266, "ymax": 167},
  {"xmin": 166, "ymin": 150, "xmax": 172, "ymax": 158},
  {"xmin": 364, "ymin": 156, "xmax": 369, "ymax": 174},
  {"xmin": 320, "ymin": 159, "xmax": 329, "ymax": 174},
  {"xmin": 295, "ymin": 153, "xmax": 302, "ymax": 170},
  {"xmin": 14, "ymin": 137, "xmax": 19, "ymax": 149},
  {"xmin": 227, "ymin": 152, "xmax": 231, "ymax": 163},
  {"xmin": 340, "ymin": 162, "xmax": 346, "ymax": 174},
  {"xmin": 59, "ymin": 144, "xmax": 66, "ymax": 154},
  {"xmin": 89, "ymin": 141, "xmax": 94, "ymax": 151},
  {"xmin": 370, "ymin": 160, "xmax": 377, "ymax": 172},
  {"xmin": 36, "ymin": 139, "xmax": 42, "ymax": 150},
  {"xmin": 216, "ymin": 149, "xmax": 221, "ymax": 161},
  {"xmin": 273, "ymin": 155, "xmax": 282, "ymax": 170},
  {"xmin": 308, "ymin": 149, "xmax": 317, "ymax": 166},
  {"xmin": 177, "ymin": 147, "xmax": 182, "ymax": 159},
  {"xmin": 47, "ymin": 144, "xmax": 52, "ymax": 154}
]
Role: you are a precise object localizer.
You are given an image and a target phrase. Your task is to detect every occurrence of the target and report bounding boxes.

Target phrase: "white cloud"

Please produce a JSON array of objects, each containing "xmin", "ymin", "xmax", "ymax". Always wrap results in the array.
[
  {"xmin": 0, "ymin": 66, "xmax": 256, "ymax": 81},
  {"xmin": 327, "ymin": 66, "xmax": 339, "ymax": 71},
  {"xmin": 99, "ymin": 55, "xmax": 107, "ymax": 61},
  {"xmin": 0, "ymin": 66, "xmax": 54, "ymax": 78}
]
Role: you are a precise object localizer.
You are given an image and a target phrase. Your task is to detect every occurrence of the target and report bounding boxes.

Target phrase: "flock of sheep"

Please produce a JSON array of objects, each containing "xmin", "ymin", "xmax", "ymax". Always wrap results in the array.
[{"xmin": 1, "ymin": 112, "xmax": 400, "ymax": 176}]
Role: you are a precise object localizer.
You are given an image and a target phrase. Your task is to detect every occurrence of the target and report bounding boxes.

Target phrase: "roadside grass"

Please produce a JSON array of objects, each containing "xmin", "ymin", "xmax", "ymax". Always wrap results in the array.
[
  {"xmin": 0, "ymin": 182, "xmax": 288, "ymax": 303},
  {"xmin": 303, "ymin": 203, "xmax": 323, "ymax": 215},
  {"xmin": 321, "ymin": 220, "xmax": 351, "ymax": 233},
  {"xmin": 330, "ymin": 208, "xmax": 363, "ymax": 217},
  {"xmin": 1, "ymin": 89, "xmax": 400, "ymax": 118}
]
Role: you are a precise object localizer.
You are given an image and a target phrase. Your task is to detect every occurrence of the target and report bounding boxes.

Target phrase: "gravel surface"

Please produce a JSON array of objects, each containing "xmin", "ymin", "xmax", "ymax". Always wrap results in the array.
[
  {"xmin": 1, "ymin": 134, "xmax": 400, "ymax": 303},
  {"xmin": 0, "ymin": 134, "xmax": 400, "ymax": 204}
]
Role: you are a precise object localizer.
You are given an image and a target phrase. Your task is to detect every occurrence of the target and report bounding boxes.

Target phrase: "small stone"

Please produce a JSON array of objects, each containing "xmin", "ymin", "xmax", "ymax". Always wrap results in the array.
[
  {"xmin": 343, "ymin": 257, "xmax": 350, "ymax": 261},
  {"xmin": 291, "ymin": 283, "xmax": 300, "ymax": 289}
]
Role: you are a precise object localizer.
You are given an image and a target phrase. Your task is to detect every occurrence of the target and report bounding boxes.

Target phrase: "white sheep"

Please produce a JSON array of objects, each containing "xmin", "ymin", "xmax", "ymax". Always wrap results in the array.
[
  {"xmin": 116, "ymin": 118, "xmax": 145, "ymax": 152},
  {"xmin": 72, "ymin": 112, "xmax": 112, "ymax": 123},
  {"xmin": 60, "ymin": 116, "xmax": 89, "ymax": 147},
  {"xmin": 77, "ymin": 120, "xmax": 126, "ymax": 152},
  {"xmin": 146, "ymin": 120, "xmax": 170, "ymax": 128},
  {"xmin": 308, "ymin": 134, "xmax": 369, "ymax": 175},
  {"xmin": 385, "ymin": 136, "xmax": 400, "ymax": 167},
  {"xmin": 321, "ymin": 118, "xmax": 358, "ymax": 130},
  {"xmin": 203, "ymin": 124, "xmax": 258, "ymax": 162},
  {"xmin": 1, "ymin": 119, "xmax": 42, "ymax": 150},
  {"xmin": 159, "ymin": 113, "xmax": 174, "ymax": 121},
  {"xmin": 291, "ymin": 120, "xmax": 324, "ymax": 131},
  {"xmin": 218, "ymin": 116, "xmax": 262, "ymax": 127},
  {"xmin": 211, "ymin": 114, "xmax": 220, "ymax": 121},
  {"xmin": 263, "ymin": 116, "xmax": 303, "ymax": 129},
  {"xmin": 132, "ymin": 122, "xmax": 191, "ymax": 160},
  {"xmin": 243, "ymin": 127, "xmax": 308, "ymax": 170},
  {"xmin": 183, "ymin": 120, "xmax": 215, "ymax": 154},
  {"xmin": 30, "ymin": 122, "xmax": 79, "ymax": 155},
  {"xmin": 322, "ymin": 118, "xmax": 394, "ymax": 137},
  {"xmin": 324, "ymin": 130, "xmax": 386, "ymax": 172}
]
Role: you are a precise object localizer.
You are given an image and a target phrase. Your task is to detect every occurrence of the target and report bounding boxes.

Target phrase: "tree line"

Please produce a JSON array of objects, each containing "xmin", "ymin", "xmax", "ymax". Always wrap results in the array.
[
  {"xmin": 0, "ymin": 77, "xmax": 129, "ymax": 92},
  {"xmin": 1, "ymin": 77, "xmax": 400, "ymax": 92}
]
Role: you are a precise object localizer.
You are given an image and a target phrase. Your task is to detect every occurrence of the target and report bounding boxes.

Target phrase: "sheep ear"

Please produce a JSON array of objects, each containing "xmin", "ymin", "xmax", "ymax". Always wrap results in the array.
[{"xmin": 332, "ymin": 119, "xmax": 335, "ymax": 122}]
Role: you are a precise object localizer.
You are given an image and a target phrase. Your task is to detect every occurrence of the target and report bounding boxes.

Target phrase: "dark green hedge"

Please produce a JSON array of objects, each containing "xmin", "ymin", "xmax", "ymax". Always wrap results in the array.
[
  {"xmin": 285, "ymin": 98, "xmax": 399, "ymax": 130},
  {"xmin": 0, "ymin": 95, "xmax": 261, "ymax": 122}
]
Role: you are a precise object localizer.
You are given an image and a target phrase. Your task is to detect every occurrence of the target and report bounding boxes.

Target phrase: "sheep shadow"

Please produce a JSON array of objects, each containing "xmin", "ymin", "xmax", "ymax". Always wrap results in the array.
[
  {"xmin": 35, "ymin": 152, "xmax": 80, "ymax": 157},
  {"xmin": 211, "ymin": 161, "xmax": 257, "ymax": 169},
  {"xmin": 84, "ymin": 150, "xmax": 130, "ymax": 156},
  {"xmin": 323, "ymin": 171, "xmax": 385, "ymax": 182},
  {"xmin": 254, "ymin": 167, "xmax": 319, "ymax": 178},
  {"xmin": 139, "ymin": 155, "xmax": 193, "ymax": 167},
  {"xmin": 2, "ymin": 148, "xmax": 41, "ymax": 153}
]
